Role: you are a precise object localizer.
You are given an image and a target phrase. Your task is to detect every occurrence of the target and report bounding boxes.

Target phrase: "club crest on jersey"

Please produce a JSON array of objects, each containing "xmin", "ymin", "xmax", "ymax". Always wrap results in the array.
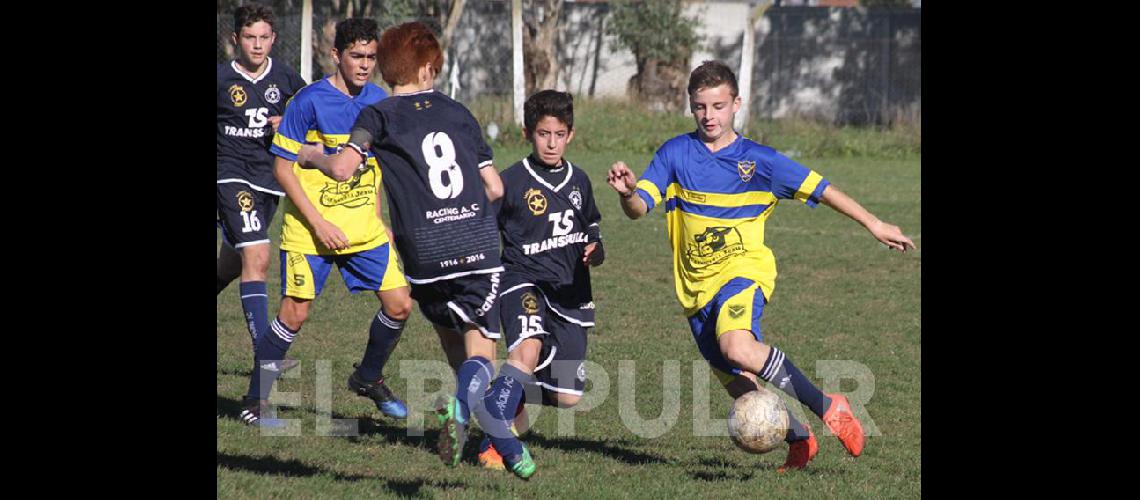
[
  {"xmin": 521, "ymin": 292, "xmax": 539, "ymax": 315},
  {"xmin": 569, "ymin": 186, "xmax": 583, "ymax": 210},
  {"xmin": 236, "ymin": 191, "xmax": 255, "ymax": 212},
  {"xmin": 525, "ymin": 188, "xmax": 548, "ymax": 216},
  {"xmin": 229, "ymin": 84, "xmax": 247, "ymax": 107},
  {"xmin": 264, "ymin": 84, "xmax": 281, "ymax": 104},
  {"xmin": 737, "ymin": 160, "xmax": 756, "ymax": 182},
  {"xmin": 728, "ymin": 304, "xmax": 746, "ymax": 319}
]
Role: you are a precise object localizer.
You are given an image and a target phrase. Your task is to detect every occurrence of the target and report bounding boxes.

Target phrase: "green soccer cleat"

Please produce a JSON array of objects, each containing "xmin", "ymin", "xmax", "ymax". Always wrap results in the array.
[
  {"xmin": 505, "ymin": 445, "xmax": 536, "ymax": 480},
  {"xmin": 435, "ymin": 394, "xmax": 467, "ymax": 467}
]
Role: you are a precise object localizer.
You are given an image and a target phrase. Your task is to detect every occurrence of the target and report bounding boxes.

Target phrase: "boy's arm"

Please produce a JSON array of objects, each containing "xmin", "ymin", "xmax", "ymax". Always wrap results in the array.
[
  {"xmin": 582, "ymin": 180, "xmax": 605, "ymax": 266},
  {"xmin": 607, "ymin": 161, "xmax": 648, "ymax": 219},
  {"xmin": 273, "ymin": 156, "xmax": 350, "ymax": 251},
  {"xmin": 820, "ymin": 185, "xmax": 915, "ymax": 252},
  {"xmin": 296, "ymin": 142, "xmax": 365, "ymax": 183},
  {"xmin": 479, "ymin": 164, "xmax": 504, "ymax": 202}
]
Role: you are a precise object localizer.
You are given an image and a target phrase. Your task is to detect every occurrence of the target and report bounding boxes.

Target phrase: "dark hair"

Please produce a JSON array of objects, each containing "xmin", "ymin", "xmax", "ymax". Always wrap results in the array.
[
  {"xmin": 233, "ymin": 3, "xmax": 275, "ymax": 34},
  {"xmin": 687, "ymin": 60, "xmax": 738, "ymax": 97},
  {"xmin": 334, "ymin": 17, "xmax": 380, "ymax": 53},
  {"xmin": 378, "ymin": 22, "xmax": 444, "ymax": 87},
  {"xmin": 524, "ymin": 90, "xmax": 574, "ymax": 132}
]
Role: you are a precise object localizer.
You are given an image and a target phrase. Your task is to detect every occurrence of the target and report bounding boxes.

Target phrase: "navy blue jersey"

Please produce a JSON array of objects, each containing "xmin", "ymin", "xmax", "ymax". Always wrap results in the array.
[
  {"xmin": 349, "ymin": 89, "xmax": 502, "ymax": 283},
  {"xmin": 498, "ymin": 155, "xmax": 602, "ymax": 323},
  {"xmin": 217, "ymin": 58, "xmax": 306, "ymax": 193}
]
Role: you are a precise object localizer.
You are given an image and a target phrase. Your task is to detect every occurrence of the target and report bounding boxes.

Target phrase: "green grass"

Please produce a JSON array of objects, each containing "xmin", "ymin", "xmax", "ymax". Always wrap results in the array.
[
  {"xmin": 472, "ymin": 96, "xmax": 921, "ymax": 160},
  {"xmin": 218, "ymin": 133, "xmax": 920, "ymax": 497}
]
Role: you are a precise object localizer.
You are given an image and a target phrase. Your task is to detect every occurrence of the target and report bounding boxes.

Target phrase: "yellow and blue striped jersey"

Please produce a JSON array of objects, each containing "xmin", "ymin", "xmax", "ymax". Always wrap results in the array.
[
  {"xmin": 269, "ymin": 78, "xmax": 389, "ymax": 255},
  {"xmin": 636, "ymin": 132, "xmax": 830, "ymax": 316}
]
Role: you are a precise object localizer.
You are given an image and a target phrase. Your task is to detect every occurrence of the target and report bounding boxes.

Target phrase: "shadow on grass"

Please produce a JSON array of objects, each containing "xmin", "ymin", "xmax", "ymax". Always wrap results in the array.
[
  {"xmin": 217, "ymin": 451, "xmax": 369, "ymax": 482},
  {"xmin": 385, "ymin": 478, "xmax": 471, "ymax": 497},
  {"xmin": 217, "ymin": 451, "xmax": 472, "ymax": 493},
  {"xmin": 523, "ymin": 433, "xmax": 671, "ymax": 466},
  {"xmin": 687, "ymin": 452, "xmax": 844, "ymax": 480}
]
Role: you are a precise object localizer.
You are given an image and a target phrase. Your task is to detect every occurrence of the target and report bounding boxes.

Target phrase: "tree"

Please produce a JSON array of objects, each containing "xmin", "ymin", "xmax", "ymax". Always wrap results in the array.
[
  {"xmin": 522, "ymin": 0, "xmax": 565, "ymax": 96},
  {"xmin": 606, "ymin": 0, "xmax": 702, "ymax": 111},
  {"xmin": 309, "ymin": 0, "xmax": 466, "ymax": 84}
]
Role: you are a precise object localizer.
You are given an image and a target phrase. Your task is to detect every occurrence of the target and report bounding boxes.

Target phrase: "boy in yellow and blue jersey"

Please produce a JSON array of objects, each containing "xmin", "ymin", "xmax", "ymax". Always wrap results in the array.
[
  {"xmin": 239, "ymin": 18, "xmax": 413, "ymax": 427},
  {"xmin": 607, "ymin": 60, "xmax": 915, "ymax": 471}
]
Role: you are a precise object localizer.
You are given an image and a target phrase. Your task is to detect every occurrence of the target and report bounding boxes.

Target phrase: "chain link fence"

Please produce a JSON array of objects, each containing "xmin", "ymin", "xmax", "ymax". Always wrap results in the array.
[{"xmin": 753, "ymin": 6, "xmax": 920, "ymax": 125}]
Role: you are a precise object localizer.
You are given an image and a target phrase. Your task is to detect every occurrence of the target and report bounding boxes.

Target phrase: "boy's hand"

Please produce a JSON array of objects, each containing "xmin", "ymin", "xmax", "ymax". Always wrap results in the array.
[
  {"xmin": 582, "ymin": 242, "xmax": 604, "ymax": 266},
  {"xmin": 314, "ymin": 218, "xmax": 350, "ymax": 251},
  {"xmin": 607, "ymin": 161, "xmax": 638, "ymax": 197},
  {"xmin": 268, "ymin": 115, "xmax": 283, "ymax": 133},
  {"xmin": 868, "ymin": 220, "xmax": 915, "ymax": 252}
]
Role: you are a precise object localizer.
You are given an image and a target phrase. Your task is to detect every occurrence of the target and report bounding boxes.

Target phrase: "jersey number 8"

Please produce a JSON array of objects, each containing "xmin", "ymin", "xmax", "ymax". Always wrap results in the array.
[{"xmin": 422, "ymin": 132, "xmax": 464, "ymax": 199}]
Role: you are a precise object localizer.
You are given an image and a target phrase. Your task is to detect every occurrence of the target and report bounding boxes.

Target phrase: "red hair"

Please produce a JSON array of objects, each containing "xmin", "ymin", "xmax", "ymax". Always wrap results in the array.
[{"xmin": 378, "ymin": 22, "xmax": 444, "ymax": 87}]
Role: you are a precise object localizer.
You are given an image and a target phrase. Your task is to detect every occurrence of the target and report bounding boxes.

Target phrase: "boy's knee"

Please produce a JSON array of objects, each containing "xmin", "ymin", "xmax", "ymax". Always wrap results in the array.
[
  {"xmin": 241, "ymin": 245, "xmax": 271, "ymax": 272},
  {"xmin": 542, "ymin": 389, "xmax": 581, "ymax": 408},
  {"xmin": 382, "ymin": 296, "xmax": 412, "ymax": 321},
  {"xmin": 556, "ymin": 393, "xmax": 581, "ymax": 408},
  {"xmin": 279, "ymin": 299, "xmax": 310, "ymax": 330}
]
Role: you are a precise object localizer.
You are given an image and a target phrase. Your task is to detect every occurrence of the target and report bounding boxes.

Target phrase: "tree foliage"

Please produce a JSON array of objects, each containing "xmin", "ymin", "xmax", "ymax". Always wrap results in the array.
[{"xmin": 606, "ymin": 0, "xmax": 702, "ymax": 111}]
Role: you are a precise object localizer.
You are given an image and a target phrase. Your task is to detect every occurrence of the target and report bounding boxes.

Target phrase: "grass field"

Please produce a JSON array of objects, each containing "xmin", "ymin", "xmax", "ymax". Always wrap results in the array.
[{"xmin": 217, "ymin": 125, "xmax": 920, "ymax": 497}]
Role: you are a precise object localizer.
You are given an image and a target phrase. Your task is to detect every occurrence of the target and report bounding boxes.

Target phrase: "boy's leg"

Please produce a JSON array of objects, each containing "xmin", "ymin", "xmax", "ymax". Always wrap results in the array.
[
  {"xmin": 217, "ymin": 186, "xmax": 280, "ymax": 357},
  {"xmin": 341, "ymin": 243, "xmax": 413, "ymax": 419},
  {"xmin": 429, "ymin": 272, "xmax": 504, "ymax": 468},
  {"xmin": 478, "ymin": 338, "xmax": 541, "ymax": 470},
  {"xmin": 240, "ymin": 251, "xmax": 328, "ymax": 427},
  {"xmin": 217, "ymin": 239, "xmax": 242, "ymax": 294},
  {"xmin": 714, "ymin": 283, "xmax": 864, "ymax": 457},
  {"xmin": 721, "ymin": 370, "xmax": 817, "ymax": 471},
  {"xmin": 437, "ymin": 325, "xmax": 497, "ymax": 468},
  {"xmin": 241, "ymin": 296, "xmax": 310, "ymax": 427},
  {"xmin": 238, "ymin": 244, "xmax": 271, "ymax": 352}
]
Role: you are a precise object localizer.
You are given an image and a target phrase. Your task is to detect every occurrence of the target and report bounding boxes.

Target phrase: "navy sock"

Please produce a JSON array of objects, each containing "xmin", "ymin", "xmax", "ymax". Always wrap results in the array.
[
  {"xmin": 247, "ymin": 317, "xmax": 297, "ymax": 401},
  {"xmin": 239, "ymin": 281, "xmax": 270, "ymax": 351},
  {"xmin": 759, "ymin": 346, "xmax": 832, "ymax": 418},
  {"xmin": 478, "ymin": 363, "xmax": 532, "ymax": 461},
  {"xmin": 455, "ymin": 356, "xmax": 493, "ymax": 424},
  {"xmin": 784, "ymin": 409, "xmax": 811, "ymax": 442},
  {"xmin": 355, "ymin": 309, "xmax": 405, "ymax": 381}
]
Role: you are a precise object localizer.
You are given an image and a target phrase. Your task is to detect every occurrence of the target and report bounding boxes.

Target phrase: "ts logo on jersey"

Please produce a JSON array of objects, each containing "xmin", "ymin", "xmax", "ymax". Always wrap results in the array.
[
  {"xmin": 525, "ymin": 188, "xmax": 548, "ymax": 216},
  {"xmin": 737, "ymin": 160, "xmax": 756, "ymax": 182},
  {"xmin": 229, "ymin": 84, "xmax": 248, "ymax": 107},
  {"xmin": 236, "ymin": 191, "xmax": 255, "ymax": 212}
]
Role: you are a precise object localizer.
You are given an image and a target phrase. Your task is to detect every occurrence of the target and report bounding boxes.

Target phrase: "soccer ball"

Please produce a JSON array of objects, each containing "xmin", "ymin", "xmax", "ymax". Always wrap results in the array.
[{"xmin": 727, "ymin": 389, "xmax": 789, "ymax": 454}]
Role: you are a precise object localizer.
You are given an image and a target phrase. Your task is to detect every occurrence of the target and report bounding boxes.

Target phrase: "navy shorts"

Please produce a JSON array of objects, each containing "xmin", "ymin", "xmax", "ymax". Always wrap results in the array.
[
  {"xmin": 500, "ymin": 284, "xmax": 589, "ymax": 396},
  {"xmin": 410, "ymin": 271, "xmax": 502, "ymax": 339},
  {"xmin": 217, "ymin": 181, "xmax": 280, "ymax": 249}
]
